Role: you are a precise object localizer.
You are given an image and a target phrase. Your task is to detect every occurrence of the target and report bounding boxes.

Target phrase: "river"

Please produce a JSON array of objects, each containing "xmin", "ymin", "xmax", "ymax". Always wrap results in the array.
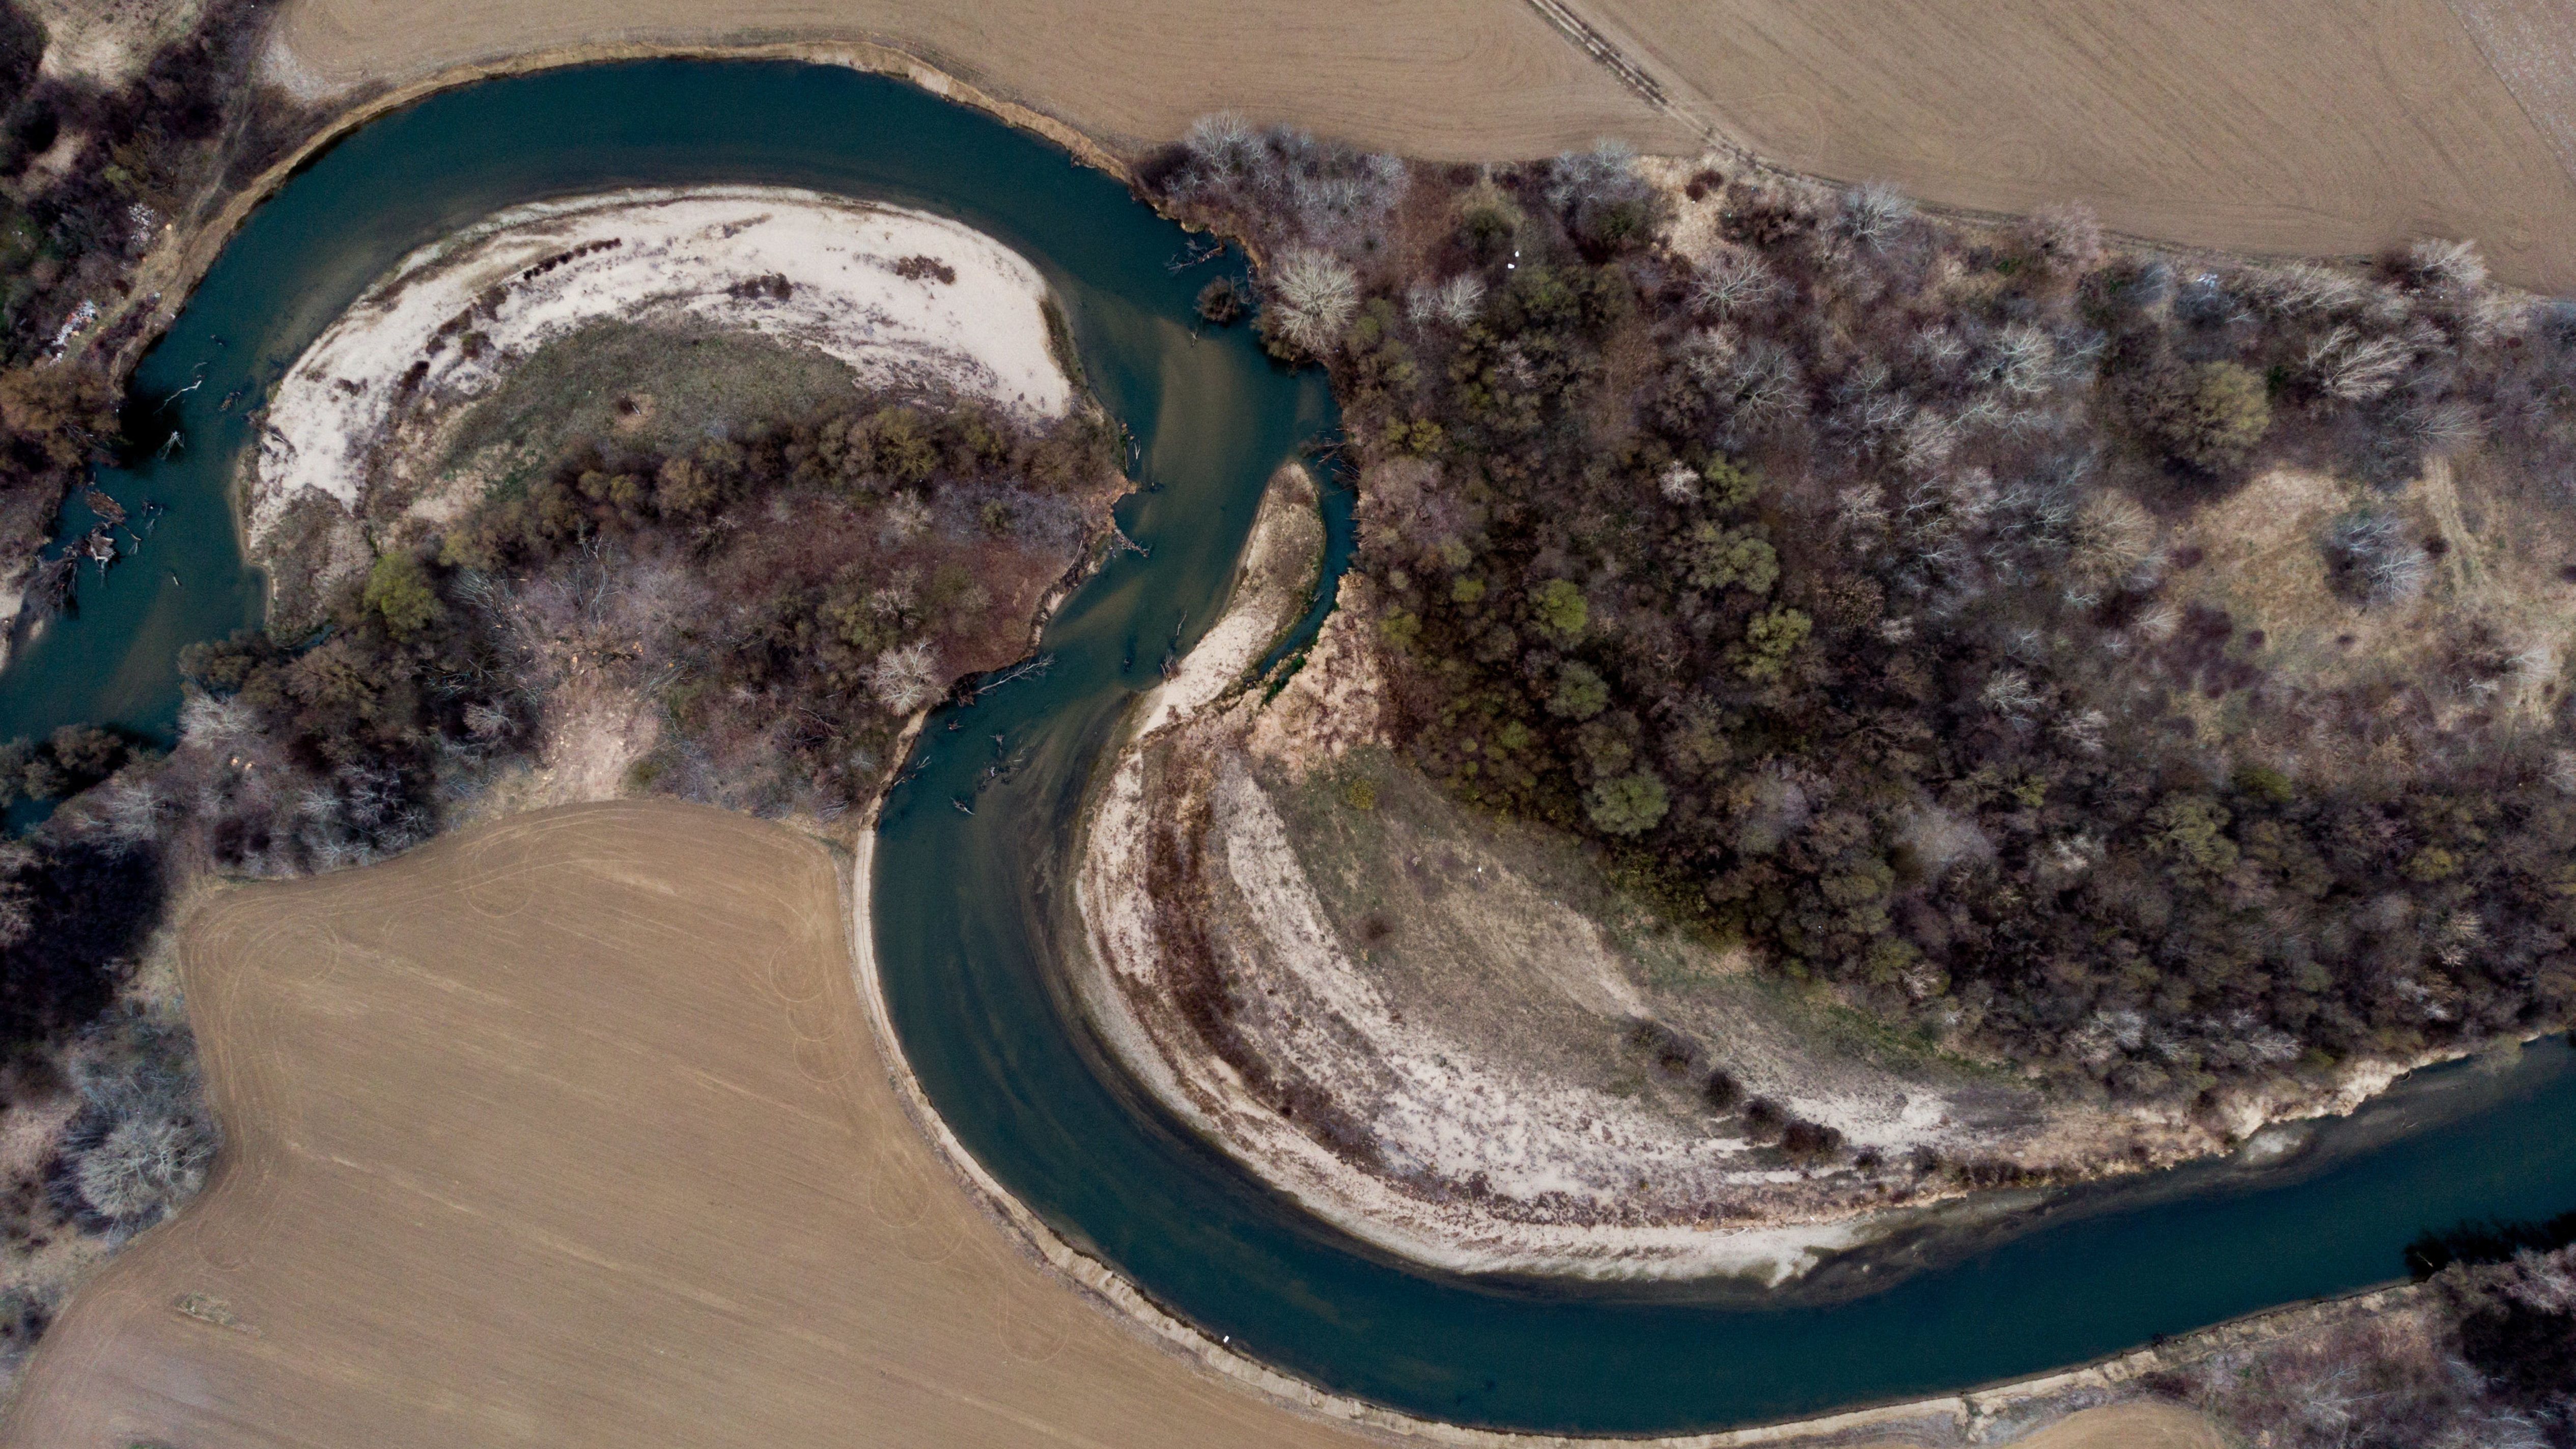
[{"xmin": 6, "ymin": 58, "xmax": 2573, "ymax": 1436}]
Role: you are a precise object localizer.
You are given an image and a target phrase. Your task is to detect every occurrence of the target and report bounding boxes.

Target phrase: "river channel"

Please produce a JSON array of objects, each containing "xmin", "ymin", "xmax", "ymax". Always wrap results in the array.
[{"xmin": 5, "ymin": 58, "xmax": 2573, "ymax": 1437}]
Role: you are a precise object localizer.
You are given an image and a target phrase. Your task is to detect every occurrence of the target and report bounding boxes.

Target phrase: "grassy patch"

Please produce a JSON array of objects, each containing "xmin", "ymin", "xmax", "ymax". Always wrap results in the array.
[{"xmin": 430, "ymin": 320, "xmax": 860, "ymax": 511}]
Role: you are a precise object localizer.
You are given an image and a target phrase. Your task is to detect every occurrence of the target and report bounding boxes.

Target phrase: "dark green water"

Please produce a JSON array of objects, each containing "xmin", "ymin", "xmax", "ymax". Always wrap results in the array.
[{"xmin": 7, "ymin": 59, "xmax": 2574, "ymax": 1436}]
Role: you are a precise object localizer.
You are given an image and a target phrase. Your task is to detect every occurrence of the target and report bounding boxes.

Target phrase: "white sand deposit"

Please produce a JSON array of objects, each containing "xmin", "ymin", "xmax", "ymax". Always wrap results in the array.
[
  {"xmin": 249, "ymin": 185, "xmax": 1071, "ymax": 548},
  {"xmin": 1080, "ymin": 740, "xmax": 1874, "ymax": 1284},
  {"xmin": 1072, "ymin": 483, "xmax": 1879, "ymax": 1283}
]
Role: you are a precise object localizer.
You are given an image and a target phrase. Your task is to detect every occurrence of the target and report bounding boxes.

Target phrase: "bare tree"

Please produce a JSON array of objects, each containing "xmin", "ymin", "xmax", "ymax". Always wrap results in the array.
[
  {"xmin": 868, "ymin": 642, "xmax": 942, "ymax": 715},
  {"xmin": 2304, "ymin": 325, "xmax": 2413, "ymax": 402},
  {"xmin": 2010, "ymin": 203, "xmax": 2103, "ymax": 275},
  {"xmin": 1267, "ymin": 249, "xmax": 1359, "ymax": 355},
  {"xmin": 1835, "ymin": 182, "xmax": 1915, "ymax": 252},
  {"xmin": 2390, "ymin": 237, "xmax": 2489, "ymax": 293},
  {"xmin": 1405, "ymin": 274, "xmax": 1486, "ymax": 328},
  {"xmin": 2321, "ymin": 510, "xmax": 2429, "ymax": 605},
  {"xmin": 1689, "ymin": 246, "xmax": 1777, "ymax": 318}
]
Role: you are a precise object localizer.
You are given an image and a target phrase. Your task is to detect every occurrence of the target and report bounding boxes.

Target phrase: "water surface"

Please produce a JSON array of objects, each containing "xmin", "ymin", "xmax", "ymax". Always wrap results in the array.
[{"xmin": 5, "ymin": 59, "xmax": 2571, "ymax": 1436}]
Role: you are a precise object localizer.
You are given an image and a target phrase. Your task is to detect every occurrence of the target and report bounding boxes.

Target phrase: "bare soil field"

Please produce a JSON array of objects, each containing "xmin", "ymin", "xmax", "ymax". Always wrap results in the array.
[
  {"xmin": 265, "ymin": 0, "xmax": 2576, "ymax": 291},
  {"xmin": 1569, "ymin": 0, "xmax": 2576, "ymax": 292},
  {"xmin": 261, "ymin": 0, "xmax": 1696, "ymax": 159},
  {"xmin": 0, "ymin": 801, "xmax": 1391, "ymax": 1449}
]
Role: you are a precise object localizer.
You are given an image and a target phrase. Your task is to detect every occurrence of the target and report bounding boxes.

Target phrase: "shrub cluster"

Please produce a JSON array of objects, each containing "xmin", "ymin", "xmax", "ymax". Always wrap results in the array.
[
  {"xmin": 2154, "ymin": 1239, "xmax": 2576, "ymax": 1449},
  {"xmin": 156, "ymin": 393, "xmax": 1118, "ymax": 864}
]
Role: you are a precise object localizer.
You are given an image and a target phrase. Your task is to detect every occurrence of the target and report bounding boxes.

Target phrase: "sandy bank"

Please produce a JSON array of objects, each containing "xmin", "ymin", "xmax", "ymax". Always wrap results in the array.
[
  {"xmin": 1067, "ymin": 471, "xmax": 1882, "ymax": 1283},
  {"xmin": 249, "ymin": 186, "xmax": 1071, "ymax": 550}
]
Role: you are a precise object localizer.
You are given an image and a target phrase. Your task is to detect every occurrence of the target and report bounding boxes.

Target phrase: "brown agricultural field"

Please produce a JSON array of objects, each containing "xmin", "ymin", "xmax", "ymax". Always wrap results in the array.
[
  {"xmin": 261, "ymin": 0, "xmax": 1697, "ymax": 160},
  {"xmin": 0, "ymin": 798, "xmax": 2226, "ymax": 1447},
  {"xmin": 266, "ymin": 0, "xmax": 2576, "ymax": 290},
  {"xmin": 1569, "ymin": 0, "xmax": 2576, "ymax": 292},
  {"xmin": 0, "ymin": 801, "xmax": 1380, "ymax": 1449}
]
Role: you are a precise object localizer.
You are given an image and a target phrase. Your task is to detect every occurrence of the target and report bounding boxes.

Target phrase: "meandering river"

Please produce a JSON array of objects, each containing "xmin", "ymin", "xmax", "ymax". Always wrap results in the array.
[{"xmin": 7, "ymin": 59, "xmax": 2574, "ymax": 1436}]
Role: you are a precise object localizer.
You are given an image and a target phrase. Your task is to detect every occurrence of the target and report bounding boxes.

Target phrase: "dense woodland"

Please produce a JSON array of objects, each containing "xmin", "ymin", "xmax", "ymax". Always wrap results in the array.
[{"xmin": 1147, "ymin": 122, "xmax": 2576, "ymax": 1112}]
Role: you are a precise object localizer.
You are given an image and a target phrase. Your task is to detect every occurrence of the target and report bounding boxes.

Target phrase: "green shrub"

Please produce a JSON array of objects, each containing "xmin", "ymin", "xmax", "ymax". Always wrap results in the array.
[
  {"xmin": 1738, "ymin": 607, "xmax": 1810, "ymax": 681},
  {"xmin": 1548, "ymin": 661, "xmax": 1610, "ymax": 720},
  {"xmin": 2136, "ymin": 360, "xmax": 2272, "ymax": 472},
  {"xmin": 1680, "ymin": 523, "xmax": 1777, "ymax": 594},
  {"xmin": 362, "ymin": 552, "xmax": 445, "ymax": 637},
  {"xmin": 1585, "ymin": 770, "xmax": 1670, "ymax": 836},
  {"xmin": 1531, "ymin": 579, "xmax": 1588, "ymax": 642}
]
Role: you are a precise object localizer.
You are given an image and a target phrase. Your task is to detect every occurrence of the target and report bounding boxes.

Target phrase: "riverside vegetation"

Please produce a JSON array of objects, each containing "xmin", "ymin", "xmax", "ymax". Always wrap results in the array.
[
  {"xmin": 1138, "ymin": 117, "xmax": 2576, "ymax": 1440},
  {"xmin": 0, "ymin": 6, "xmax": 2567, "ymax": 1427},
  {"xmin": 1, "ymin": 0, "xmax": 306, "ymax": 605},
  {"xmin": 0, "ymin": 0, "xmax": 317, "ymax": 1380}
]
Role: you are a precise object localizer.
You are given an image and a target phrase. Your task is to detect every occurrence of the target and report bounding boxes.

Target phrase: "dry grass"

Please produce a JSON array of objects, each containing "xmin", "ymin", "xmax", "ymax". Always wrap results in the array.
[
  {"xmin": 0, "ymin": 803, "xmax": 2241, "ymax": 1443},
  {"xmin": 2164, "ymin": 461, "xmax": 2576, "ymax": 774},
  {"xmin": 2011, "ymin": 1404, "xmax": 2230, "ymax": 1449},
  {"xmin": 21, "ymin": 0, "xmax": 205, "ymax": 82},
  {"xmin": 0, "ymin": 802, "xmax": 1387, "ymax": 1448}
]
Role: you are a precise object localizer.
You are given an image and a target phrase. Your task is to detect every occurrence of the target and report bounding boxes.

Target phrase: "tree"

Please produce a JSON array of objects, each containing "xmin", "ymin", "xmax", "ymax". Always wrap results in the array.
[
  {"xmin": 1547, "ymin": 661, "xmax": 1609, "ymax": 719},
  {"xmin": 656, "ymin": 455, "xmax": 718, "ymax": 516},
  {"xmin": 0, "ymin": 363, "xmax": 114, "ymax": 467},
  {"xmin": 1738, "ymin": 607, "xmax": 1810, "ymax": 681},
  {"xmin": 1835, "ymin": 182, "xmax": 1914, "ymax": 251},
  {"xmin": 1530, "ymin": 579, "xmax": 1587, "ymax": 642},
  {"xmin": 362, "ymin": 552, "xmax": 445, "ymax": 637},
  {"xmin": 2146, "ymin": 794, "xmax": 2237, "ymax": 876},
  {"xmin": 2008, "ymin": 203, "xmax": 2103, "ymax": 277},
  {"xmin": 867, "ymin": 642, "xmax": 941, "ymax": 715},
  {"xmin": 1195, "ymin": 277, "xmax": 1247, "ymax": 326},
  {"xmin": 48, "ymin": 725, "xmax": 123, "ymax": 781},
  {"xmin": 1585, "ymin": 770, "xmax": 1669, "ymax": 836},
  {"xmin": 1680, "ymin": 523, "xmax": 1776, "ymax": 594},
  {"xmin": 2320, "ymin": 510, "xmax": 2428, "ymax": 605},
  {"xmin": 864, "ymin": 408, "xmax": 940, "ymax": 486},
  {"xmin": 1263, "ymin": 249, "xmax": 1358, "ymax": 357},
  {"xmin": 2134, "ymin": 360, "xmax": 2271, "ymax": 473}
]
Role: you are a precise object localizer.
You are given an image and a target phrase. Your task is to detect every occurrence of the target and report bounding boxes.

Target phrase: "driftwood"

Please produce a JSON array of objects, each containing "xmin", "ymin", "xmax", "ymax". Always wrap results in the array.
[{"xmin": 27, "ymin": 554, "xmax": 76, "ymax": 616}]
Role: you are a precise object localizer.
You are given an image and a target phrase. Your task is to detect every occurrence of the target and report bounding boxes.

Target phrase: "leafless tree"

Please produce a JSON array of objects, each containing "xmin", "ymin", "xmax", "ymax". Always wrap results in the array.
[
  {"xmin": 1689, "ymin": 246, "xmax": 1777, "ymax": 318},
  {"xmin": 1268, "ymin": 248, "xmax": 1359, "ymax": 354},
  {"xmin": 1405, "ymin": 273, "xmax": 1486, "ymax": 328},
  {"xmin": 2304, "ymin": 325, "xmax": 2413, "ymax": 402},
  {"xmin": 868, "ymin": 641, "xmax": 942, "ymax": 714},
  {"xmin": 1835, "ymin": 182, "xmax": 1915, "ymax": 252},
  {"xmin": 2391, "ymin": 237, "xmax": 2489, "ymax": 293},
  {"xmin": 2010, "ymin": 203, "xmax": 2103, "ymax": 275},
  {"xmin": 2321, "ymin": 510, "xmax": 2429, "ymax": 605}
]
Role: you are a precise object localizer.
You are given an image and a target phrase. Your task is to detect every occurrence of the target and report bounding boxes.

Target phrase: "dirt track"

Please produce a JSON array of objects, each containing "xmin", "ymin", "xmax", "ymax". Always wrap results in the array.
[
  {"xmin": 0, "ymin": 799, "xmax": 2224, "ymax": 1447},
  {"xmin": 267, "ymin": 0, "xmax": 2576, "ymax": 291}
]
